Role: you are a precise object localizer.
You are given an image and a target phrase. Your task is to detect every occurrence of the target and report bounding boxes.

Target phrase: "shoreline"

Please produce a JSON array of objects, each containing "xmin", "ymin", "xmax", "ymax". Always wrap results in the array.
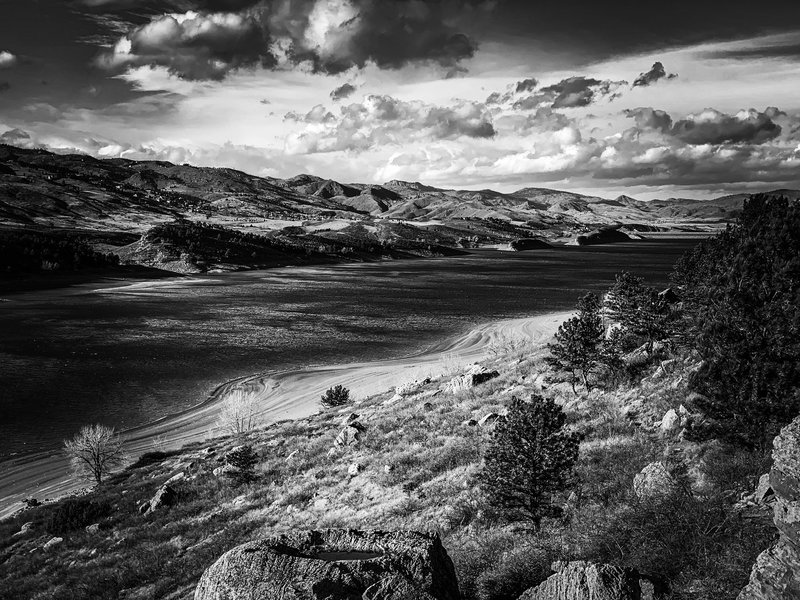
[{"xmin": 0, "ymin": 309, "xmax": 570, "ymax": 520}]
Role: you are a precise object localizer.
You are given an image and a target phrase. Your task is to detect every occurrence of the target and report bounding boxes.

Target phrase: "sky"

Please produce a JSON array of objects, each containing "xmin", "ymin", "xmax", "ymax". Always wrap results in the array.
[{"xmin": 1, "ymin": 1, "xmax": 800, "ymax": 199}]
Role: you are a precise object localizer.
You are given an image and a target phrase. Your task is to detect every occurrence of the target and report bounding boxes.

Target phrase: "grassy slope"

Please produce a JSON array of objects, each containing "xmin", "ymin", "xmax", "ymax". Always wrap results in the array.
[{"xmin": 0, "ymin": 336, "xmax": 775, "ymax": 600}]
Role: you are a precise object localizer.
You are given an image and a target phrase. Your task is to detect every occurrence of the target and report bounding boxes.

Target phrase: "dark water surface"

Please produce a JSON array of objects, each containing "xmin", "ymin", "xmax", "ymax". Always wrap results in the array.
[{"xmin": 0, "ymin": 242, "xmax": 695, "ymax": 460}]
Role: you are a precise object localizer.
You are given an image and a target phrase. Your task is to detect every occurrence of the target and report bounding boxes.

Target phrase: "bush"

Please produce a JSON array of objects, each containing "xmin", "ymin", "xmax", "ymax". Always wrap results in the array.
[
  {"xmin": 575, "ymin": 492, "xmax": 776, "ymax": 598},
  {"xmin": 45, "ymin": 497, "xmax": 112, "ymax": 535},
  {"xmin": 127, "ymin": 451, "xmax": 170, "ymax": 470},
  {"xmin": 226, "ymin": 445, "xmax": 259, "ymax": 485},
  {"xmin": 321, "ymin": 384, "xmax": 351, "ymax": 408}
]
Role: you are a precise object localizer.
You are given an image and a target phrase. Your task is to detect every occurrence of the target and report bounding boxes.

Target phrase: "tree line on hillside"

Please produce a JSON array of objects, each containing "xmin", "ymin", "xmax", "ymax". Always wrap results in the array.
[{"xmin": 0, "ymin": 230, "xmax": 120, "ymax": 273}]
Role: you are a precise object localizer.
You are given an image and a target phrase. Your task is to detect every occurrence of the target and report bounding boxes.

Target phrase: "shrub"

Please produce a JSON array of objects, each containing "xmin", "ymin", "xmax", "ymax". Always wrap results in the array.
[
  {"xmin": 226, "ymin": 445, "xmax": 258, "ymax": 485},
  {"xmin": 481, "ymin": 394, "xmax": 581, "ymax": 528},
  {"xmin": 218, "ymin": 389, "xmax": 261, "ymax": 438},
  {"xmin": 127, "ymin": 450, "xmax": 170, "ymax": 470},
  {"xmin": 575, "ymin": 492, "xmax": 776, "ymax": 597},
  {"xmin": 321, "ymin": 384, "xmax": 351, "ymax": 408},
  {"xmin": 45, "ymin": 497, "xmax": 112, "ymax": 535}
]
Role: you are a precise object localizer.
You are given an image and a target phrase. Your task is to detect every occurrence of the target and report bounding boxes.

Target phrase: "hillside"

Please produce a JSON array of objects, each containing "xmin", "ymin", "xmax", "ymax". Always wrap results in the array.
[{"xmin": 0, "ymin": 144, "xmax": 777, "ymax": 281}]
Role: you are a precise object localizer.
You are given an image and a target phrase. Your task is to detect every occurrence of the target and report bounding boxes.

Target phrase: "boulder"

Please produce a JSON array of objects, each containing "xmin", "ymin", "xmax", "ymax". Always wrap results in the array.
[
  {"xmin": 340, "ymin": 413, "xmax": 360, "ymax": 427},
  {"xmin": 12, "ymin": 521, "xmax": 34, "ymax": 537},
  {"xmin": 85, "ymin": 523, "xmax": 101, "ymax": 535},
  {"xmin": 334, "ymin": 425, "xmax": 363, "ymax": 448},
  {"xmin": 194, "ymin": 529, "xmax": 460, "ymax": 600},
  {"xmin": 659, "ymin": 409, "xmax": 680, "ymax": 434},
  {"xmin": 739, "ymin": 414, "xmax": 800, "ymax": 599},
  {"xmin": 633, "ymin": 462, "xmax": 681, "ymax": 499},
  {"xmin": 518, "ymin": 560, "xmax": 640, "ymax": 600},
  {"xmin": 444, "ymin": 369, "xmax": 500, "ymax": 394},
  {"xmin": 142, "ymin": 484, "xmax": 178, "ymax": 514},
  {"xmin": 43, "ymin": 537, "xmax": 64, "ymax": 551},
  {"xmin": 165, "ymin": 471, "xmax": 185, "ymax": 485},
  {"xmin": 347, "ymin": 463, "xmax": 364, "ymax": 477},
  {"xmin": 478, "ymin": 413, "xmax": 502, "ymax": 428}
]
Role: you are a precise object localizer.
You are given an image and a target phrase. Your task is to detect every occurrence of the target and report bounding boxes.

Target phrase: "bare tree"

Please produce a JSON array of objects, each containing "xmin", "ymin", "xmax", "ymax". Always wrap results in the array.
[
  {"xmin": 64, "ymin": 424, "xmax": 124, "ymax": 485},
  {"xmin": 218, "ymin": 389, "xmax": 261, "ymax": 437}
]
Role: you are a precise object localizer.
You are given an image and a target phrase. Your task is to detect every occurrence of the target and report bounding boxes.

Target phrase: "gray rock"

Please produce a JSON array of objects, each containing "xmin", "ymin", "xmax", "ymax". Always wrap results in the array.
[
  {"xmin": 518, "ymin": 560, "xmax": 640, "ymax": 600},
  {"xmin": 659, "ymin": 409, "xmax": 680, "ymax": 434},
  {"xmin": 633, "ymin": 462, "xmax": 680, "ymax": 499},
  {"xmin": 739, "ymin": 415, "xmax": 800, "ymax": 599},
  {"xmin": 85, "ymin": 523, "xmax": 101, "ymax": 534},
  {"xmin": 334, "ymin": 425, "xmax": 363, "ymax": 448},
  {"xmin": 43, "ymin": 536, "xmax": 64, "ymax": 551},
  {"xmin": 12, "ymin": 521, "xmax": 34, "ymax": 537},
  {"xmin": 478, "ymin": 413, "xmax": 502, "ymax": 428},
  {"xmin": 194, "ymin": 529, "xmax": 460, "ymax": 600},
  {"xmin": 756, "ymin": 473, "xmax": 776, "ymax": 505},
  {"xmin": 142, "ymin": 484, "xmax": 178, "ymax": 515},
  {"xmin": 347, "ymin": 463, "xmax": 364, "ymax": 477}
]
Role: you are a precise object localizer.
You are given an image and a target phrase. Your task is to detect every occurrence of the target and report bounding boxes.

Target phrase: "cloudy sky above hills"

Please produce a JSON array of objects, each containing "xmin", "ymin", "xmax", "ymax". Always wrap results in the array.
[{"xmin": 1, "ymin": 0, "xmax": 800, "ymax": 199}]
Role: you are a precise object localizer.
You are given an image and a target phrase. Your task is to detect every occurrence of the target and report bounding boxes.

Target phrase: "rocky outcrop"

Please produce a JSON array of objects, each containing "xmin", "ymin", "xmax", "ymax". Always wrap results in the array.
[
  {"xmin": 195, "ymin": 529, "xmax": 460, "ymax": 600},
  {"xmin": 739, "ymin": 415, "xmax": 800, "ymax": 599},
  {"xmin": 517, "ymin": 561, "xmax": 641, "ymax": 600}
]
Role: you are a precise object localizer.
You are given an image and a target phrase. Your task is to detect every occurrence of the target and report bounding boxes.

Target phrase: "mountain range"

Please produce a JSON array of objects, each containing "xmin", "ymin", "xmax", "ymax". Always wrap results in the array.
[{"xmin": 1, "ymin": 144, "xmax": 797, "ymax": 276}]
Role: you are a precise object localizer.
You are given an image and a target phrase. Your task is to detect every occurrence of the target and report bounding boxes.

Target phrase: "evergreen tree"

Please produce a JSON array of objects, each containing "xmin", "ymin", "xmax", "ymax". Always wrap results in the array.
[
  {"xmin": 481, "ymin": 394, "xmax": 581, "ymax": 528},
  {"xmin": 680, "ymin": 195, "xmax": 800, "ymax": 447},
  {"xmin": 547, "ymin": 293, "xmax": 605, "ymax": 391},
  {"xmin": 605, "ymin": 271, "xmax": 674, "ymax": 352}
]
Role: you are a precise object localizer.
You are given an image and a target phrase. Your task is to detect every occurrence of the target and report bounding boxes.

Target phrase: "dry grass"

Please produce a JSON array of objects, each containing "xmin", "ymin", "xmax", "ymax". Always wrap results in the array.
[{"xmin": 0, "ymin": 342, "xmax": 771, "ymax": 600}]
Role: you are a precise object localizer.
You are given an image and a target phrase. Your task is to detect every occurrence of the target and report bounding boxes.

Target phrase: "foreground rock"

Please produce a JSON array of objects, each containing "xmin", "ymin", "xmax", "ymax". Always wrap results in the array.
[
  {"xmin": 518, "ymin": 561, "xmax": 640, "ymax": 600},
  {"xmin": 739, "ymin": 416, "xmax": 800, "ymax": 599},
  {"xmin": 195, "ymin": 529, "xmax": 460, "ymax": 600}
]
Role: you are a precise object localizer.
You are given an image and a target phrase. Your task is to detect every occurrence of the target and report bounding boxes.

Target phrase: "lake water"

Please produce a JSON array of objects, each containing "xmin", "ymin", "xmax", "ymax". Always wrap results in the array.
[{"xmin": 0, "ymin": 241, "xmax": 696, "ymax": 461}]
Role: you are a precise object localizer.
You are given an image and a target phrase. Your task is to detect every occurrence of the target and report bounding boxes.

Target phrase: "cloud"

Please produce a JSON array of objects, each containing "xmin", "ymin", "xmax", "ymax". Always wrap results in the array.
[
  {"xmin": 0, "ymin": 82, "xmax": 10, "ymax": 93},
  {"xmin": 512, "ymin": 76, "xmax": 626, "ymax": 110},
  {"xmin": 330, "ymin": 82, "xmax": 357, "ymax": 101},
  {"xmin": 0, "ymin": 128, "xmax": 34, "ymax": 146},
  {"xmin": 284, "ymin": 94, "xmax": 495, "ymax": 153},
  {"xmin": 97, "ymin": 10, "xmax": 271, "ymax": 80},
  {"xmin": 623, "ymin": 107, "xmax": 673, "ymax": 132},
  {"xmin": 0, "ymin": 51, "xmax": 17, "ymax": 68},
  {"xmin": 98, "ymin": 0, "xmax": 477, "ymax": 80},
  {"xmin": 671, "ymin": 108, "xmax": 781, "ymax": 145},
  {"xmin": 514, "ymin": 77, "xmax": 538, "ymax": 93},
  {"xmin": 632, "ymin": 61, "xmax": 677, "ymax": 87}
]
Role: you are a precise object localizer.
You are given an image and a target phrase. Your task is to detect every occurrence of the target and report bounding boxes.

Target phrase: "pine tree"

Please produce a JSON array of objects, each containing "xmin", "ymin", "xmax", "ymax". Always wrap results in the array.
[
  {"xmin": 481, "ymin": 395, "xmax": 581, "ymax": 528},
  {"xmin": 547, "ymin": 293, "xmax": 605, "ymax": 391},
  {"xmin": 605, "ymin": 271, "xmax": 674, "ymax": 353}
]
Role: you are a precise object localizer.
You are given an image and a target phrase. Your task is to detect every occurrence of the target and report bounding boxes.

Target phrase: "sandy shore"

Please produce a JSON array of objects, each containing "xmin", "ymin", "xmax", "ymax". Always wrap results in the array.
[{"xmin": 0, "ymin": 310, "xmax": 570, "ymax": 520}]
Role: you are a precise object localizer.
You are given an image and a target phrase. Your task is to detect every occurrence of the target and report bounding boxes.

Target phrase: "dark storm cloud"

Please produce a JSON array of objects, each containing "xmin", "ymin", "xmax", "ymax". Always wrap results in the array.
[
  {"xmin": 514, "ymin": 77, "xmax": 538, "ymax": 93},
  {"xmin": 671, "ymin": 108, "xmax": 781, "ymax": 145},
  {"xmin": 98, "ymin": 0, "xmax": 478, "ymax": 80},
  {"xmin": 509, "ymin": 76, "xmax": 626, "ymax": 110},
  {"xmin": 478, "ymin": 0, "xmax": 800, "ymax": 64},
  {"xmin": 330, "ymin": 83, "xmax": 357, "ymax": 101},
  {"xmin": 702, "ymin": 40, "xmax": 800, "ymax": 61},
  {"xmin": 632, "ymin": 62, "xmax": 677, "ymax": 87}
]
